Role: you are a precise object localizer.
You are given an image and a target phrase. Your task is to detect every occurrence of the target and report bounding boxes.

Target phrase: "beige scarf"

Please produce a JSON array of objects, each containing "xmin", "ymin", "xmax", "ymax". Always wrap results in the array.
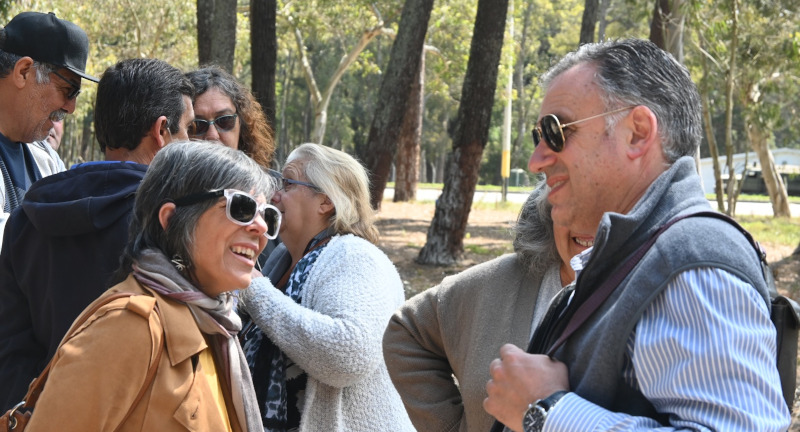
[{"xmin": 132, "ymin": 248, "xmax": 261, "ymax": 431}]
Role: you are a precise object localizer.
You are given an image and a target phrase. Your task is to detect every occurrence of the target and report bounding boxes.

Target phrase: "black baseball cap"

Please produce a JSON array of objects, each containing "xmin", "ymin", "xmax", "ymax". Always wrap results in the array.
[{"xmin": 1, "ymin": 11, "xmax": 98, "ymax": 82}]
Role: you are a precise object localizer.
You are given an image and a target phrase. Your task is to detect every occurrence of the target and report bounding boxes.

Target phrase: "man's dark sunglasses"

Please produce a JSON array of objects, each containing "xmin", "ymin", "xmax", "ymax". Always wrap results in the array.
[
  {"xmin": 189, "ymin": 114, "xmax": 238, "ymax": 137},
  {"xmin": 51, "ymin": 70, "xmax": 81, "ymax": 100},
  {"xmin": 532, "ymin": 106, "xmax": 635, "ymax": 153},
  {"xmin": 173, "ymin": 188, "xmax": 281, "ymax": 239}
]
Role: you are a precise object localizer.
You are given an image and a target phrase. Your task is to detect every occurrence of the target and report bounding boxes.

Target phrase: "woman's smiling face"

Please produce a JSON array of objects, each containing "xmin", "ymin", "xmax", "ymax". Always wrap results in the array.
[{"xmin": 188, "ymin": 193, "xmax": 268, "ymax": 296}]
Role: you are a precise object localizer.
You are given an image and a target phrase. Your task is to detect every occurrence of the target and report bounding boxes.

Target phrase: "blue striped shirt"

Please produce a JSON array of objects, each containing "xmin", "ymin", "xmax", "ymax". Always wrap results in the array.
[{"xmin": 542, "ymin": 260, "xmax": 790, "ymax": 431}]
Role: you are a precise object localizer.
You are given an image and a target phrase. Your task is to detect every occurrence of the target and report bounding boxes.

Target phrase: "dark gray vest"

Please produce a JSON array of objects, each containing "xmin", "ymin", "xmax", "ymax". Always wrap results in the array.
[{"xmin": 553, "ymin": 157, "xmax": 770, "ymax": 419}]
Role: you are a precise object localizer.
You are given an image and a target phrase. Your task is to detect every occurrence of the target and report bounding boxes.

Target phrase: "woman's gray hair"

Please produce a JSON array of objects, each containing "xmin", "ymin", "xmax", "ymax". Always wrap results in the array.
[
  {"xmin": 513, "ymin": 180, "xmax": 560, "ymax": 275},
  {"xmin": 286, "ymin": 143, "xmax": 379, "ymax": 244},
  {"xmin": 113, "ymin": 140, "xmax": 276, "ymax": 284},
  {"xmin": 540, "ymin": 39, "xmax": 702, "ymax": 163}
]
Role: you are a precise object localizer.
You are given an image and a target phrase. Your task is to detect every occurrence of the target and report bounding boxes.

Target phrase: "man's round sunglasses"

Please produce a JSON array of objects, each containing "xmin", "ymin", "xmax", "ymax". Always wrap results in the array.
[
  {"xmin": 188, "ymin": 114, "xmax": 238, "ymax": 137},
  {"xmin": 172, "ymin": 188, "xmax": 281, "ymax": 239},
  {"xmin": 532, "ymin": 106, "xmax": 636, "ymax": 153}
]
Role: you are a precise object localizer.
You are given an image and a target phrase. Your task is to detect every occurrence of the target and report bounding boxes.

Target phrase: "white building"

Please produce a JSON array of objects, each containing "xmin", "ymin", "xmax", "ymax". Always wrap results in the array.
[{"xmin": 698, "ymin": 148, "xmax": 800, "ymax": 195}]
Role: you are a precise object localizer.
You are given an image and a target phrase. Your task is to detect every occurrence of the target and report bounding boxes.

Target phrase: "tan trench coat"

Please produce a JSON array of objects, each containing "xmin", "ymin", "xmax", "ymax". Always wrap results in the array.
[{"xmin": 25, "ymin": 275, "xmax": 244, "ymax": 432}]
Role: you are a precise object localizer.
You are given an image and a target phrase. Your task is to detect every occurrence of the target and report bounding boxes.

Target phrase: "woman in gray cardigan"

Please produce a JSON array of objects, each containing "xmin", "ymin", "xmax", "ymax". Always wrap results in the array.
[
  {"xmin": 239, "ymin": 143, "xmax": 413, "ymax": 432},
  {"xmin": 382, "ymin": 182, "xmax": 585, "ymax": 432}
]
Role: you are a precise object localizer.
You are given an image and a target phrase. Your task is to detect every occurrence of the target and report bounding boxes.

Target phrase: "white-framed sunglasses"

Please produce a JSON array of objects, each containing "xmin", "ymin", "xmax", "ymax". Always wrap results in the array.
[{"xmin": 173, "ymin": 188, "xmax": 281, "ymax": 239}]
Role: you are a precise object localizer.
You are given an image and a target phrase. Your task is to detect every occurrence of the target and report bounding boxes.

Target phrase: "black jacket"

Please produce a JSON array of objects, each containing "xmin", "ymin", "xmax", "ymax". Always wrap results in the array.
[{"xmin": 0, "ymin": 161, "xmax": 147, "ymax": 410}]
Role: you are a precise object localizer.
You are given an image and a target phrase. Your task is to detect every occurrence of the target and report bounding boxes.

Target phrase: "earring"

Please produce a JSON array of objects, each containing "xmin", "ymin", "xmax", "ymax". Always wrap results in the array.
[{"xmin": 171, "ymin": 255, "xmax": 186, "ymax": 272}]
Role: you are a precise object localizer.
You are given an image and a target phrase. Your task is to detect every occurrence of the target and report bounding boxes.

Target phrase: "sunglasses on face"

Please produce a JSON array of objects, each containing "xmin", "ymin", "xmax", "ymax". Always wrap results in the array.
[
  {"xmin": 280, "ymin": 177, "xmax": 321, "ymax": 193},
  {"xmin": 173, "ymin": 188, "xmax": 281, "ymax": 239},
  {"xmin": 532, "ymin": 106, "xmax": 636, "ymax": 153},
  {"xmin": 188, "ymin": 114, "xmax": 238, "ymax": 137},
  {"xmin": 51, "ymin": 70, "xmax": 81, "ymax": 100}
]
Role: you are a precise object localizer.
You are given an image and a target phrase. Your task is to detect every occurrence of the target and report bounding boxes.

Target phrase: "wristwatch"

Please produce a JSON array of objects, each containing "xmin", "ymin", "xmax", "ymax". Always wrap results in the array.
[{"xmin": 522, "ymin": 390, "xmax": 568, "ymax": 432}]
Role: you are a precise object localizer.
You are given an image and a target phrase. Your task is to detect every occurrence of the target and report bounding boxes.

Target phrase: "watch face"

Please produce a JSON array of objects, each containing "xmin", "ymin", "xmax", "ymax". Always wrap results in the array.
[{"xmin": 522, "ymin": 405, "xmax": 546, "ymax": 432}]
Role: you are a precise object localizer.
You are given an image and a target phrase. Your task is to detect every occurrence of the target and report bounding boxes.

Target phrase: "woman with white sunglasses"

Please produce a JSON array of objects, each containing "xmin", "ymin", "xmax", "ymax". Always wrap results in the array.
[
  {"xmin": 21, "ymin": 141, "xmax": 278, "ymax": 431},
  {"xmin": 238, "ymin": 143, "xmax": 414, "ymax": 431}
]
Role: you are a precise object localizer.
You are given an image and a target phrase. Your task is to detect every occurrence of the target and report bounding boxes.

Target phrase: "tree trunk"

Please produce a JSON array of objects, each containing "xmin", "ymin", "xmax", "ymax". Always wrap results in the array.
[
  {"xmin": 196, "ymin": 0, "xmax": 237, "ymax": 72},
  {"xmin": 289, "ymin": 12, "xmax": 390, "ymax": 146},
  {"xmin": 417, "ymin": 0, "xmax": 509, "ymax": 265},
  {"xmin": 746, "ymin": 117, "xmax": 791, "ymax": 217},
  {"xmin": 511, "ymin": 0, "xmax": 535, "ymax": 162},
  {"xmin": 251, "ymin": 0, "xmax": 277, "ymax": 130},
  {"xmin": 702, "ymin": 92, "xmax": 726, "ymax": 211},
  {"xmin": 699, "ymin": 38, "xmax": 726, "ymax": 212},
  {"xmin": 649, "ymin": 0, "xmax": 685, "ymax": 61},
  {"xmin": 363, "ymin": 0, "xmax": 434, "ymax": 209},
  {"xmin": 394, "ymin": 51, "xmax": 425, "ymax": 202},
  {"xmin": 597, "ymin": 0, "xmax": 612, "ymax": 40},
  {"xmin": 579, "ymin": 0, "xmax": 599, "ymax": 44},
  {"xmin": 724, "ymin": 0, "xmax": 739, "ymax": 216},
  {"xmin": 418, "ymin": 149, "xmax": 428, "ymax": 184},
  {"xmin": 80, "ymin": 109, "xmax": 93, "ymax": 162}
]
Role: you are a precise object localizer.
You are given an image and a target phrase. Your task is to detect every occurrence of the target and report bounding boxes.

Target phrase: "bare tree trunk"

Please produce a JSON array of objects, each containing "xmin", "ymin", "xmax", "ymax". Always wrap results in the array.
[
  {"xmin": 724, "ymin": 0, "xmax": 739, "ymax": 216},
  {"xmin": 699, "ymin": 37, "xmax": 726, "ymax": 212},
  {"xmin": 80, "ymin": 109, "xmax": 93, "ymax": 162},
  {"xmin": 597, "ymin": 0, "xmax": 612, "ymax": 40},
  {"xmin": 418, "ymin": 149, "xmax": 427, "ymax": 184},
  {"xmin": 417, "ymin": 0, "xmax": 509, "ymax": 265},
  {"xmin": 251, "ymin": 0, "xmax": 277, "ymax": 129},
  {"xmin": 746, "ymin": 118, "xmax": 791, "ymax": 217},
  {"xmin": 363, "ymin": 0, "xmax": 434, "ymax": 209},
  {"xmin": 702, "ymin": 92, "xmax": 726, "ymax": 212},
  {"xmin": 394, "ymin": 51, "xmax": 425, "ymax": 202},
  {"xmin": 288, "ymin": 9, "xmax": 392, "ymax": 146},
  {"xmin": 649, "ymin": 0, "xmax": 669, "ymax": 50},
  {"xmin": 276, "ymin": 49, "xmax": 295, "ymax": 167},
  {"xmin": 649, "ymin": 0, "xmax": 685, "ymax": 61},
  {"xmin": 579, "ymin": 0, "xmax": 599, "ymax": 45},
  {"xmin": 196, "ymin": 0, "xmax": 237, "ymax": 72},
  {"xmin": 511, "ymin": 0, "xmax": 535, "ymax": 161}
]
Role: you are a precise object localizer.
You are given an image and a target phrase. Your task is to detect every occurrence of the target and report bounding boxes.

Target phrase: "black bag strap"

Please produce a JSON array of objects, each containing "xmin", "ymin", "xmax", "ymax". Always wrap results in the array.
[{"xmin": 543, "ymin": 212, "xmax": 706, "ymax": 355}]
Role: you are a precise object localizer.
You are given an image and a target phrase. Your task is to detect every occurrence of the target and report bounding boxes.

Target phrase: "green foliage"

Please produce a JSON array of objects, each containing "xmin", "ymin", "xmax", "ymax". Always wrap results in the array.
[
  {"xmin": 4, "ymin": 0, "xmax": 798, "ymax": 184},
  {"xmin": 4, "ymin": 0, "xmax": 197, "ymax": 165},
  {"xmin": 689, "ymin": 0, "xmax": 800, "ymax": 155}
]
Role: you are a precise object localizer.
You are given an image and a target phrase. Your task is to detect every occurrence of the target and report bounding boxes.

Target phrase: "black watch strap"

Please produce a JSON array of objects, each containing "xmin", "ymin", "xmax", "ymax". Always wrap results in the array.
[
  {"xmin": 522, "ymin": 391, "xmax": 569, "ymax": 432},
  {"xmin": 538, "ymin": 390, "xmax": 568, "ymax": 411}
]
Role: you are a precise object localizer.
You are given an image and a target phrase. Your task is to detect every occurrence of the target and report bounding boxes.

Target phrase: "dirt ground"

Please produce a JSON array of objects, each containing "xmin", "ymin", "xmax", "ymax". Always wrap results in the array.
[
  {"xmin": 375, "ymin": 200, "xmax": 519, "ymax": 298},
  {"xmin": 374, "ymin": 199, "xmax": 800, "ymax": 427}
]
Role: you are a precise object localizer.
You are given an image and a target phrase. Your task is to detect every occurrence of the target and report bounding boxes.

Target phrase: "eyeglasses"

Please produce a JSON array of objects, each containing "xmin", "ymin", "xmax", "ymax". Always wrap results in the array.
[
  {"xmin": 280, "ymin": 177, "xmax": 321, "ymax": 193},
  {"xmin": 188, "ymin": 114, "xmax": 238, "ymax": 137},
  {"xmin": 173, "ymin": 188, "xmax": 281, "ymax": 239},
  {"xmin": 532, "ymin": 106, "xmax": 636, "ymax": 153},
  {"xmin": 51, "ymin": 70, "xmax": 81, "ymax": 100}
]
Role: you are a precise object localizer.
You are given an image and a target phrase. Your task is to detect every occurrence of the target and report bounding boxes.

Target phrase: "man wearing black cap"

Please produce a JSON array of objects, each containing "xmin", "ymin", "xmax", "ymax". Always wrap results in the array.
[{"xmin": 0, "ymin": 11, "xmax": 97, "ymax": 249}]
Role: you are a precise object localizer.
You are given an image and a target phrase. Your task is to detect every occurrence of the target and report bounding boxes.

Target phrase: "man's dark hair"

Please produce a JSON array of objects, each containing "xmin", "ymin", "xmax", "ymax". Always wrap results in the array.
[{"xmin": 94, "ymin": 58, "xmax": 194, "ymax": 152}]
